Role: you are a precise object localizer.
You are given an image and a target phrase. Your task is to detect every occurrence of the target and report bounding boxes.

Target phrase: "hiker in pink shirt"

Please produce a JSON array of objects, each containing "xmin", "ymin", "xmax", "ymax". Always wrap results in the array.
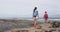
[{"xmin": 44, "ymin": 11, "xmax": 48, "ymax": 23}]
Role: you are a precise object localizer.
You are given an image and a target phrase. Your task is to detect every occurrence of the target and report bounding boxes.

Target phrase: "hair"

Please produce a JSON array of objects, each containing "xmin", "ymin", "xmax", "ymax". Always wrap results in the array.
[
  {"xmin": 45, "ymin": 11, "xmax": 47, "ymax": 13},
  {"xmin": 33, "ymin": 7, "xmax": 37, "ymax": 12}
]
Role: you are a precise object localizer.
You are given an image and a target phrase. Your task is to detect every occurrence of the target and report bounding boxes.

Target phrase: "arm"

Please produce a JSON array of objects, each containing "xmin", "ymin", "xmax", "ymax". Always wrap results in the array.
[{"xmin": 37, "ymin": 11, "xmax": 39, "ymax": 19}]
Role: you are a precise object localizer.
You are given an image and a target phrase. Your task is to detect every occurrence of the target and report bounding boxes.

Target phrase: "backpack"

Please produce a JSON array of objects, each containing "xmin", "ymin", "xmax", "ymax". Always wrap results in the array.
[{"xmin": 44, "ymin": 13, "xmax": 48, "ymax": 19}]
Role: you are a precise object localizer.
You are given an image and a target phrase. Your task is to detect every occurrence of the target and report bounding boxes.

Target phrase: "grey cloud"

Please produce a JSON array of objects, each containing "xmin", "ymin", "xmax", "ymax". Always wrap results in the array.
[{"xmin": 0, "ymin": 0, "xmax": 60, "ymax": 18}]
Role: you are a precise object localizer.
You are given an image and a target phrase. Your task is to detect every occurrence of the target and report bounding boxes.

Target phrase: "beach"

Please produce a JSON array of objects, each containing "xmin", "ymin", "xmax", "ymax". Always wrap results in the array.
[{"xmin": 0, "ymin": 19, "xmax": 60, "ymax": 32}]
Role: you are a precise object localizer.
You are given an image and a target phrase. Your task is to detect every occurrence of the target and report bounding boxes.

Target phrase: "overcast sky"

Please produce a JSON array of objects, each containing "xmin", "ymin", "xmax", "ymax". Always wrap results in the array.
[{"xmin": 0, "ymin": 0, "xmax": 60, "ymax": 18}]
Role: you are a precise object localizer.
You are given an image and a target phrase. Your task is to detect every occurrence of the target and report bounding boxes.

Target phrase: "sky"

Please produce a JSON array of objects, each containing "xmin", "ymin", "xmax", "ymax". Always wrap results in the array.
[{"xmin": 0, "ymin": 0, "xmax": 60, "ymax": 18}]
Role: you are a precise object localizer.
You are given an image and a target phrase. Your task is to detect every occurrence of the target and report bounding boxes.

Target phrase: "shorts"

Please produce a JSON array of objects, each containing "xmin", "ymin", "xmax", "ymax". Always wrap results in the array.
[{"xmin": 33, "ymin": 16, "xmax": 36, "ymax": 17}]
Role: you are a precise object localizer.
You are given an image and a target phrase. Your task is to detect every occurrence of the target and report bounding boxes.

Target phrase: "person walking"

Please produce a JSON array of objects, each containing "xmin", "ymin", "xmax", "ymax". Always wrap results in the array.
[
  {"xmin": 32, "ymin": 7, "xmax": 39, "ymax": 28},
  {"xmin": 44, "ymin": 11, "xmax": 48, "ymax": 23}
]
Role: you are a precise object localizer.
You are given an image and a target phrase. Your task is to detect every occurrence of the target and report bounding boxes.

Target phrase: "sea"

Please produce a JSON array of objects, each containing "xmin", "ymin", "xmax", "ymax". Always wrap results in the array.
[
  {"xmin": 0, "ymin": 17, "xmax": 60, "ymax": 22},
  {"xmin": 19, "ymin": 17, "xmax": 60, "ymax": 22}
]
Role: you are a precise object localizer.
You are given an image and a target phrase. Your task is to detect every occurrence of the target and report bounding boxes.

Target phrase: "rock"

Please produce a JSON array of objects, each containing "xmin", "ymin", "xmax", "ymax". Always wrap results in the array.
[{"xmin": 0, "ymin": 30, "xmax": 4, "ymax": 32}]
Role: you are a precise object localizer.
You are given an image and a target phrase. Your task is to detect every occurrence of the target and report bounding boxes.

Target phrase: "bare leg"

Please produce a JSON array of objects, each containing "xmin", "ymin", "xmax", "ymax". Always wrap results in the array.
[
  {"xmin": 45, "ymin": 19, "xmax": 48, "ymax": 23},
  {"xmin": 33, "ymin": 17, "xmax": 37, "ymax": 28}
]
